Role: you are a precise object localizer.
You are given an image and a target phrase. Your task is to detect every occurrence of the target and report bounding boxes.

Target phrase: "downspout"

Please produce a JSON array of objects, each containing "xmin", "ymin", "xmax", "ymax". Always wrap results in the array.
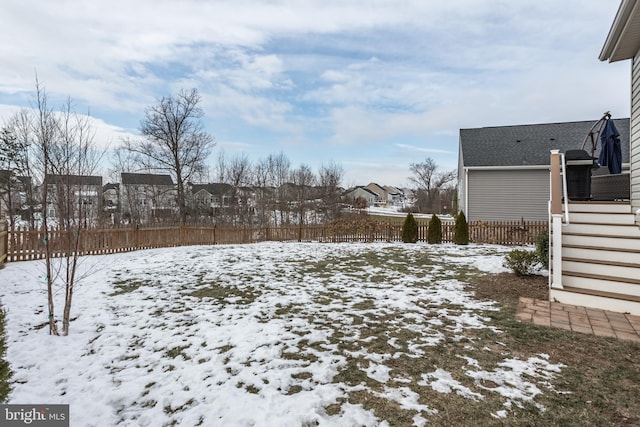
[{"xmin": 464, "ymin": 167, "xmax": 469, "ymax": 219}]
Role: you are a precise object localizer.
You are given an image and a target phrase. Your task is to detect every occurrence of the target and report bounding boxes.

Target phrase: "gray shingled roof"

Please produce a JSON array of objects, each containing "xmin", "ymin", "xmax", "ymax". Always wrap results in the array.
[
  {"xmin": 121, "ymin": 173, "xmax": 174, "ymax": 186},
  {"xmin": 2, "ymin": 172, "xmax": 32, "ymax": 187},
  {"xmin": 103, "ymin": 183, "xmax": 120, "ymax": 191},
  {"xmin": 190, "ymin": 183, "xmax": 233, "ymax": 195},
  {"xmin": 460, "ymin": 118, "xmax": 630, "ymax": 167},
  {"xmin": 46, "ymin": 174, "xmax": 102, "ymax": 186}
]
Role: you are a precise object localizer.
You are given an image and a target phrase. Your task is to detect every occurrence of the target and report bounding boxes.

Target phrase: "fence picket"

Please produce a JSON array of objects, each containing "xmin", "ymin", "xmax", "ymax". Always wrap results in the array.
[{"xmin": 2, "ymin": 220, "xmax": 548, "ymax": 263}]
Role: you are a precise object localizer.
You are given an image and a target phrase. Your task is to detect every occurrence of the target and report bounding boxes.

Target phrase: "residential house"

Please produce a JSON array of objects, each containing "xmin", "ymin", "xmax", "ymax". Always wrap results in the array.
[
  {"xmin": 548, "ymin": 0, "xmax": 640, "ymax": 315},
  {"xmin": 364, "ymin": 183, "xmax": 391, "ymax": 206},
  {"xmin": 45, "ymin": 174, "xmax": 103, "ymax": 222},
  {"xmin": 343, "ymin": 186, "xmax": 379, "ymax": 207},
  {"xmin": 120, "ymin": 173, "xmax": 176, "ymax": 223},
  {"xmin": 103, "ymin": 183, "xmax": 120, "ymax": 213},
  {"xmin": 188, "ymin": 183, "xmax": 233, "ymax": 215},
  {"xmin": 458, "ymin": 119, "xmax": 630, "ymax": 221},
  {"xmin": 0, "ymin": 170, "xmax": 31, "ymax": 219},
  {"xmin": 383, "ymin": 185, "xmax": 405, "ymax": 206}
]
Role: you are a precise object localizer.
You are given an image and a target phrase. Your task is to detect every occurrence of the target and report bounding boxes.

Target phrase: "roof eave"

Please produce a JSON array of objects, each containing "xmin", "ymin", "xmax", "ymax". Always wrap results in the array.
[
  {"xmin": 599, "ymin": 0, "xmax": 640, "ymax": 62},
  {"xmin": 463, "ymin": 165, "xmax": 551, "ymax": 171}
]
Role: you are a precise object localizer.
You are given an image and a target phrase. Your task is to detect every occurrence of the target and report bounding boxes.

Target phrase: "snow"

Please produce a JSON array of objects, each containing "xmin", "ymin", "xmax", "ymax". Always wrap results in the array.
[
  {"xmin": 0, "ymin": 241, "xmax": 560, "ymax": 426},
  {"xmin": 418, "ymin": 369, "xmax": 483, "ymax": 401}
]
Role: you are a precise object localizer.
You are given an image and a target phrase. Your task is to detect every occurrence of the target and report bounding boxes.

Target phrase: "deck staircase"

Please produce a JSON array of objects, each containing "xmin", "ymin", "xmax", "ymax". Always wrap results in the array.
[{"xmin": 550, "ymin": 201, "xmax": 640, "ymax": 315}]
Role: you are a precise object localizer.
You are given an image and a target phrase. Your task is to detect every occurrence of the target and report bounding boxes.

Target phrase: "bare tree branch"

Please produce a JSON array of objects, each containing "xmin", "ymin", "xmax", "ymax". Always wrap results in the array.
[{"xmin": 128, "ymin": 88, "xmax": 215, "ymax": 222}]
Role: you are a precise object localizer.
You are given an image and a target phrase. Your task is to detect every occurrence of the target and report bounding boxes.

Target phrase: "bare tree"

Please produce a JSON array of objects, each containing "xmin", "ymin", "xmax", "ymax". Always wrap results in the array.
[
  {"xmin": 51, "ymin": 98, "xmax": 102, "ymax": 335},
  {"xmin": 290, "ymin": 164, "xmax": 316, "ymax": 227},
  {"xmin": 253, "ymin": 156, "xmax": 274, "ymax": 227},
  {"xmin": 215, "ymin": 150, "xmax": 228, "ymax": 184},
  {"xmin": 270, "ymin": 151, "xmax": 291, "ymax": 226},
  {"xmin": 317, "ymin": 161, "xmax": 344, "ymax": 223},
  {"xmin": 29, "ymin": 81, "xmax": 61, "ymax": 335},
  {"xmin": 109, "ymin": 143, "xmax": 139, "ymax": 183},
  {"xmin": 109, "ymin": 144, "xmax": 146, "ymax": 223},
  {"xmin": 125, "ymin": 88, "xmax": 214, "ymax": 222},
  {"xmin": 27, "ymin": 79, "xmax": 102, "ymax": 336},
  {"xmin": 409, "ymin": 158, "xmax": 456, "ymax": 214},
  {"xmin": 225, "ymin": 154, "xmax": 252, "ymax": 225}
]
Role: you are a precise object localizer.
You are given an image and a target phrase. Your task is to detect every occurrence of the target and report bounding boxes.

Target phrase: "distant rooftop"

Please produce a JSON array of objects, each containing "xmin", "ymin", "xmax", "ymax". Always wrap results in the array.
[
  {"xmin": 46, "ymin": 174, "xmax": 102, "ymax": 186},
  {"xmin": 121, "ymin": 173, "xmax": 174, "ymax": 186}
]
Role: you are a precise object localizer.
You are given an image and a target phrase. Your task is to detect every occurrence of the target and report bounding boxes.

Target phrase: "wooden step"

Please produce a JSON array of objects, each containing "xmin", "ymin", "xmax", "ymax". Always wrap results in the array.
[
  {"xmin": 556, "ymin": 285, "xmax": 640, "ymax": 303},
  {"xmin": 560, "ymin": 273, "xmax": 640, "ymax": 297},
  {"xmin": 567, "ymin": 212, "xmax": 637, "ymax": 225},
  {"xmin": 550, "ymin": 286, "xmax": 640, "ymax": 315},
  {"xmin": 560, "ymin": 234, "xmax": 640, "ymax": 251},
  {"xmin": 564, "ymin": 201, "xmax": 632, "ymax": 214},
  {"xmin": 563, "ymin": 256, "xmax": 640, "ymax": 270},
  {"xmin": 562, "ymin": 261, "xmax": 640, "ymax": 283},
  {"xmin": 561, "ymin": 223, "xmax": 640, "ymax": 237},
  {"xmin": 561, "ymin": 245, "xmax": 640, "ymax": 265}
]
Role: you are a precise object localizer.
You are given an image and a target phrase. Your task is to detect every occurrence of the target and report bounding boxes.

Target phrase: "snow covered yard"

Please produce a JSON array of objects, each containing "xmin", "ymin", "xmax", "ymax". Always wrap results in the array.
[{"xmin": 0, "ymin": 242, "xmax": 563, "ymax": 426}]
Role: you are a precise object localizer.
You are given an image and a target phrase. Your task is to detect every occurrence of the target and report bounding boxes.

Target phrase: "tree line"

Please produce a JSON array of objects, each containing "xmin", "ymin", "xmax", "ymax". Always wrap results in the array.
[{"xmin": 0, "ymin": 81, "xmax": 457, "ymax": 335}]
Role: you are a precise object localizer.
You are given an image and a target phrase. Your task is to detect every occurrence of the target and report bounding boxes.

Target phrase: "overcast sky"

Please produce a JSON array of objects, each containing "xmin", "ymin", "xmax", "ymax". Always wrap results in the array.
[{"xmin": 0, "ymin": 0, "xmax": 630, "ymax": 188}]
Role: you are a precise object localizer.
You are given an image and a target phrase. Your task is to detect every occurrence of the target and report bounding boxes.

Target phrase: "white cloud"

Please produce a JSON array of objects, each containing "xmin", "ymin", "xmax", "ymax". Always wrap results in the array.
[
  {"xmin": 0, "ymin": 0, "xmax": 630, "ymax": 186},
  {"xmin": 395, "ymin": 144, "xmax": 455, "ymax": 155},
  {"xmin": 0, "ymin": 104, "xmax": 137, "ymax": 151}
]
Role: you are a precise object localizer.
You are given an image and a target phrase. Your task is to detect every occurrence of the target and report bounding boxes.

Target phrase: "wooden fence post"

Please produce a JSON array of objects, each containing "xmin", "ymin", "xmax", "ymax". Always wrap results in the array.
[
  {"xmin": 0, "ymin": 221, "xmax": 7, "ymax": 266},
  {"xmin": 134, "ymin": 224, "xmax": 140, "ymax": 250}
]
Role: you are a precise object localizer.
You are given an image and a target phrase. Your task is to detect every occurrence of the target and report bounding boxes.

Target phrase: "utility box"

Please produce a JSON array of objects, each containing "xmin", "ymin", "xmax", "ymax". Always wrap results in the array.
[{"xmin": 565, "ymin": 149, "xmax": 597, "ymax": 201}]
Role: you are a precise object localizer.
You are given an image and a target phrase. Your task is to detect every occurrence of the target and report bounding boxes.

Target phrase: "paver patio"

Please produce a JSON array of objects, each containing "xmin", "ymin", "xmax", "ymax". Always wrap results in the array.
[{"xmin": 516, "ymin": 297, "xmax": 640, "ymax": 342}]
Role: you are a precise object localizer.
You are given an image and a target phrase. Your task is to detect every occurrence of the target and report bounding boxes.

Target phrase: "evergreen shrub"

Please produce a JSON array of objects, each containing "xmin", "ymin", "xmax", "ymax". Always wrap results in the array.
[
  {"xmin": 535, "ymin": 232, "xmax": 549, "ymax": 269},
  {"xmin": 0, "ymin": 307, "xmax": 10, "ymax": 402},
  {"xmin": 454, "ymin": 211, "xmax": 469, "ymax": 245},
  {"xmin": 427, "ymin": 214, "xmax": 442, "ymax": 244},
  {"xmin": 401, "ymin": 213, "xmax": 418, "ymax": 243}
]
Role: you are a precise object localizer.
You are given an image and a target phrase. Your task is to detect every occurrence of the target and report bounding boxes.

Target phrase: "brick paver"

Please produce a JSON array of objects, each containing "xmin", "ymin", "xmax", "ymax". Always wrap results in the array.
[{"xmin": 515, "ymin": 297, "xmax": 640, "ymax": 342}]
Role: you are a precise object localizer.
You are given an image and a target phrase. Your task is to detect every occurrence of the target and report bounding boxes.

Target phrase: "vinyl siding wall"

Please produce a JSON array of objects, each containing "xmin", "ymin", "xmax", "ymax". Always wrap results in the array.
[
  {"xmin": 632, "ymin": 49, "xmax": 640, "ymax": 215},
  {"xmin": 467, "ymin": 169, "xmax": 549, "ymax": 222}
]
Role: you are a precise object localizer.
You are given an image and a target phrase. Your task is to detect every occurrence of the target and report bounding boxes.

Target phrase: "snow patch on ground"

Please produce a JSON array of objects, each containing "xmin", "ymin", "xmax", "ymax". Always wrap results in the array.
[{"xmin": 0, "ymin": 242, "xmax": 562, "ymax": 425}]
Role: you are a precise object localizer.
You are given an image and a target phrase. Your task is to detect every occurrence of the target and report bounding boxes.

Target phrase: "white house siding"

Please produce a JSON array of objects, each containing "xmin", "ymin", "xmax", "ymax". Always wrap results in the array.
[
  {"xmin": 467, "ymin": 169, "xmax": 549, "ymax": 221},
  {"xmin": 632, "ymin": 48, "xmax": 640, "ymax": 215}
]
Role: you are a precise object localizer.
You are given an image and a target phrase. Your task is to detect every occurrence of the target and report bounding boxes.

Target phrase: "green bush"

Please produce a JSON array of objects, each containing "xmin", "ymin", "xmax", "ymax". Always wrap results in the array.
[
  {"xmin": 453, "ymin": 210, "xmax": 469, "ymax": 245},
  {"xmin": 427, "ymin": 214, "xmax": 442, "ymax": 244},
  {"xmin": 0, "ymin": 306, "xmax": 11, "ymax": 402},
  {"xmin": 535, "ymin": 232, "xmax": 549, "ymax": 269},
  {"xmin": 401, "ymin": 213, "xmax": 418, "ymax": 243},
  {"xmin": 503, "ymin": 249, "xmax": 539, "ymax": 277}
]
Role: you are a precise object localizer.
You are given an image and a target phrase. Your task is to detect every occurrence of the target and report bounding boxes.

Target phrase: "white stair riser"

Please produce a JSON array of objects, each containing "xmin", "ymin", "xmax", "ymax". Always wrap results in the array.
[
  {"xmin": 561, "ymin": 223, "xmax": 640, "ymax": 237},
  {"xmin": 564, "ymin": 203, "xmax": 632, "ymax": 214},
  {"xmin": 561, "ymin": 247, "xmax": 640, "ymax": 264},
  {"xmin": 560, "ymin": 234, "xmax": 640, "ymax": 251},
  {"xmin": 562, "ymin": 260, "xmax": 640, "ymax": 282},
  {"xmin": 561, "ymin": 275, "xmax": 640, "ymax": 297},
  {"xmin": 550, "ymin": 289, "xmax": 640, "ymax": 316},
  {"xmin": 568, "ymin": 212, "xmax": 637, "ymax": 225}
]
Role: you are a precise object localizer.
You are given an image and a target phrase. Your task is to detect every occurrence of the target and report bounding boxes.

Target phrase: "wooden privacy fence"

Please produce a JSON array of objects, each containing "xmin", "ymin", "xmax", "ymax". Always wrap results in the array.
[
  {"xmin": 0, "ymin": 222, "xmax": 7, "ymax": 266},
  {"xmin": 3, "ymin": 220, "xmax": 548, "ymax": 263}
]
